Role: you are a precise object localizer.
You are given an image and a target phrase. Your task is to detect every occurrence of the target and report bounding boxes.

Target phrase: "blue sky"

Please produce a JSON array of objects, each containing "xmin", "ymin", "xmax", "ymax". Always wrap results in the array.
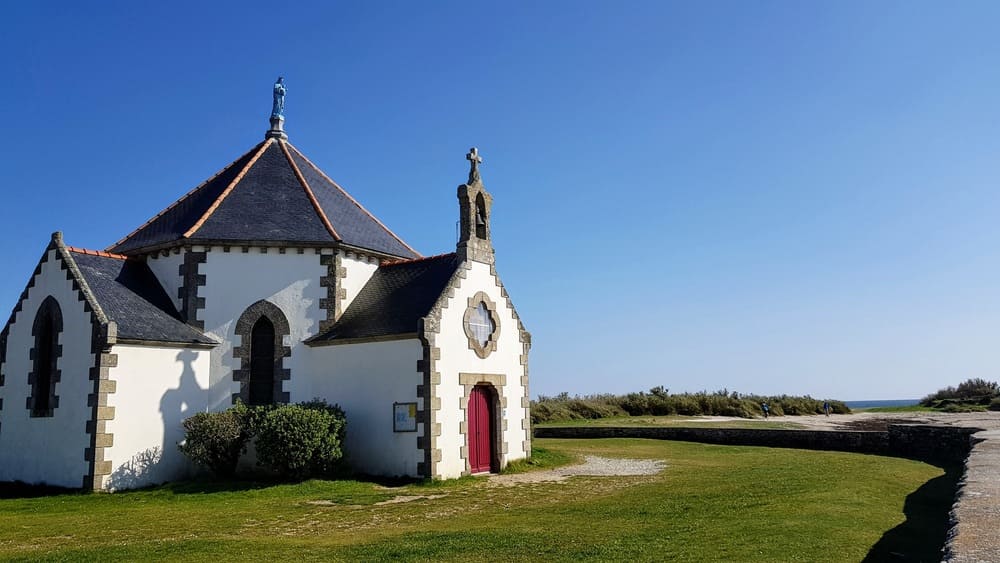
[{"xmin": 3, "ymin": 1, "xmax": 999, "ymax": 400}]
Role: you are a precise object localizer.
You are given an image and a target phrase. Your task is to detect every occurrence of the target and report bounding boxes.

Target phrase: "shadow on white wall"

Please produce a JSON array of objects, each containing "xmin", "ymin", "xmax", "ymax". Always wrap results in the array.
[
  {"xmin": 109, "ymin": 349, "xmax": 205, "ymax": 490},
  {"xmin": 106, "ymin": 446, "xmax": 163, "ymax": 491}
]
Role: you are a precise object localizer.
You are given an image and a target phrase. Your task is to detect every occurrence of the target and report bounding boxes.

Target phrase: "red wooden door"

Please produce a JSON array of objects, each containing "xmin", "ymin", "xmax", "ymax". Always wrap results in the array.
[{"xmin": 468, "ymin": 386, "xmax": 493, "ymax": 473}]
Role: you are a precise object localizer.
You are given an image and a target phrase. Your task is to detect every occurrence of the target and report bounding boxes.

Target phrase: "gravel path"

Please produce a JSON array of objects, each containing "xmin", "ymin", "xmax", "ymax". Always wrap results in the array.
[
  {"xmin": 694, "ymin": 411, "xmax": 1000, "ymax": 431},
  {"xmin": 489, "ymin": 455, "xmax": 666, "ymax": 486}
]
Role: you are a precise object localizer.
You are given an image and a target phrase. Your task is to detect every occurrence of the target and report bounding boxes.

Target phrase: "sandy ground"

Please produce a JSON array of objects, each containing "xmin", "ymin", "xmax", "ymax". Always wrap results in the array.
[
  {"xmin": 489, "ymin": 455, "xmax": 666, "ymax": 486},
  {"xmin": 693, "ymin": 411, "xmax": 1000, "ymax": 431}
]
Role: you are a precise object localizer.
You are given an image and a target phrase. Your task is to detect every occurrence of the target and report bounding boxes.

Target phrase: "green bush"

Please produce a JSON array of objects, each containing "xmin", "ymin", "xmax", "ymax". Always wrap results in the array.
[
  {"xmin": 530, "ymin": 393, "xmax": 628, "ymax": 424},
  {"xmin": 178, "ymin": 402, "xmax": 254, "ymax": 477},
  {"xmin": 619, "ymin": 392, "xmax": 651, "ymax": 416},
  {"xmin": 921, "ymin": 378, "xmax": 1000, "ymax": 407},
  {"xmin": 672, "ymin": 395, "xmax": 701, "ymax": 416},
  {"xmin": 255, "ymin": 400, "xmax": 347, "ymax": 479},
  {"xmin": 531, "ymin": 389, "xmax": 853, "ymax": 424},
  {"xmin": 989, "ymin": 397, "xmax": 1000, "ymax": 412}
]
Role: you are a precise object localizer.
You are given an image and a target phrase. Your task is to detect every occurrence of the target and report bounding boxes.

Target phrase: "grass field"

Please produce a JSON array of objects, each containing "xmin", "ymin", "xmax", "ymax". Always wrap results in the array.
[
  {"xmin": 0, "ymin": 439, "xmax": 956, "ymax": 562},
  {"xmin": 536, "ymin": 415, "xmax": 807, "ymax": 429}
]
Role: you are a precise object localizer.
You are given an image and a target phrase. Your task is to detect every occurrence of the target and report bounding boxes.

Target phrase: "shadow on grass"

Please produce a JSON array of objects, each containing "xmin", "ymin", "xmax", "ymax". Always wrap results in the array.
[
  {"xmin": 0, "ymin": 478, "xmax": 283, "ymax": 498},
  {"xmin": 0, "ymin": 481, "xmax": 80, "ymax": 499},
  {"xmin": 0, "ymin": 471, "xmax": 425, "ymax": 499},
  {"xmin": 158, "ymin": 468, "xmax": 424, "ymax": 495},
  {"xmin": 863, "ymin": 463, "xmax": 962, "ymax": 563},
  {"xmin": 159, "ymin": 478, "xmax": 284, "ymax": 495}
]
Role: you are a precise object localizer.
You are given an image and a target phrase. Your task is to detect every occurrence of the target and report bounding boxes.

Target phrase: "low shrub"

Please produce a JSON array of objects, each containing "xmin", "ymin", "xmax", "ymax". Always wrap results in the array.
[
  {"xmin": 672, "ymin": 395, "xmax": 701, "ymax": 416},
  {"xmin": 531, "ymin": 388, "xmax": 852, "ymax": 424},
  {"xmin": 989, "ymin": 397, "xmax": 1000, "ymax": 412},
  {"xmin": 921, "ymin": 378, "xmax": 1000, "ymax": 407},
  {"xmin": 255, "ymin": 400, "xmax": 347, "ymax": 479},
  {"xmin": 178, "ymin": 402, "xmax": 254, "ymax": 477},
  {"xmin": 941, "ymin": 403, "xmax": 987, "ymax": 413},
  {"xmin": 530, "ymin": 394, "xmax": 627, "ymax": 425}
]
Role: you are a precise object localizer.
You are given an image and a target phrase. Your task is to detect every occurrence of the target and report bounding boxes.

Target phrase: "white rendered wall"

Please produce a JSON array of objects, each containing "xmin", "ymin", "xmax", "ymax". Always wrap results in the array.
[
  {"xmin": 340, "ymin": 252, "xmax": 379, "ymax": 312},
  {"xmin": 104, "ymin": 345, "xmax": 211, "ymax": 491},
  {"xmin": 144, "ymin": 251, "xmax": 185, "ymax": 311},
  {"xmin": 0, "ymin": 249, "xmax": 95, "ymax": 488},
  {"xmin": 198, "ymin": 247, "xmax": 328, "ymax": 411},
  {"xmin": 301, "ymin": 339, "xmax": 423, "ymax": 477},
  {"xmin": 433, "ymin": 261, "xmax": 528, "ymax": 478}
]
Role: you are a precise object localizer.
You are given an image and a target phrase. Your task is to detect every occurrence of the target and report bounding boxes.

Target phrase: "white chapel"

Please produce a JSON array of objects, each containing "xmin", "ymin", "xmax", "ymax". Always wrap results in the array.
[{"xmin": 0, "ymin": 80, "xmax": 531, "ymax": 491}]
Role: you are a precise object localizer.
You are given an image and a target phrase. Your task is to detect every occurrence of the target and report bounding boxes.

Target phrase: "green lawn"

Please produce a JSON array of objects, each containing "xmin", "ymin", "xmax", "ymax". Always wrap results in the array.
[
  {"xmin": 0, "ymin": 439, "xmax": 955, "ymax": 562},
  {"xmin": 536, "ymin": 415, "xmax": 807, "ymax": 429}
]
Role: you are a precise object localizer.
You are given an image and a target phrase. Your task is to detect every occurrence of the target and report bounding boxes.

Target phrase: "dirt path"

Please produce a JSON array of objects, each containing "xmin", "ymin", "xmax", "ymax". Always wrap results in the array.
[
  {"xmin": 692, "ymin": 411, "xmax": 1000, "ymax": 431},
  {"xmin": 488, "ymin": 455, "xmax": 666, "ymax": 486}
]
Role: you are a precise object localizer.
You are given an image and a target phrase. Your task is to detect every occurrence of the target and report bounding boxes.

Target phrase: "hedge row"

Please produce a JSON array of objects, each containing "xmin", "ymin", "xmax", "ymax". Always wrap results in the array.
[{"xmin": 531, "ymin": 388, "xmax": 850, "ymax": 425}]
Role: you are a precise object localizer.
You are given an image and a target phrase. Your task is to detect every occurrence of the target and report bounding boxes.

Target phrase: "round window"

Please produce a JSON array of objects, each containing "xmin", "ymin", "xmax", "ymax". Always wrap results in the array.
[
  {"xmin": 468, "ymin": 302, "xmax": 495, "ymax": 347},
  {"xmin": 464, "ymin": 293, "xmax": 500, "ymax": 358}
]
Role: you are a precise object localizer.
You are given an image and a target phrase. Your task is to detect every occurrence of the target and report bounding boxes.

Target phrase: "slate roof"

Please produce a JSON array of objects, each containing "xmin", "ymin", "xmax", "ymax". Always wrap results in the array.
[
  {"xmin": 109, "ymin": 139, "xmax": 419, "ymax": 259},
  {"xmin": 308, "ymin": 253, "xmax": 460, "ymax": 343},
  {"xmin": 69, "ymin": 249, "xmax": 217, "ymax": 346}
]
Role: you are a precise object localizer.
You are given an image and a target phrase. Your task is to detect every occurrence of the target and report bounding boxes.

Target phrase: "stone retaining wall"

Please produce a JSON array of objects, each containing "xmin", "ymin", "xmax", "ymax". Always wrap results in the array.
[
  {"xmin": 944, "ymin": 428, "xmax": 1000, "ymax": 563},
  {"xmin": 887, "ymin": 424, "xmax": 983, "ymax": 463},
  {"xmin": 535, "ymin": 426, "xmax": 889, "ymax": 454},
  {"xmin": 534, "ymin": 423, "xmax": 981, "ymax": 463}
]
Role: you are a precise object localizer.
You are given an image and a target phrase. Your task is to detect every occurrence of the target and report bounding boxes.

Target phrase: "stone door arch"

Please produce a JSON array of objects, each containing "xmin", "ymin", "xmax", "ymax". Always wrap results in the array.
[{"xmin": 459, "ymin": 373, "xmax": 507, "ymax": 474}]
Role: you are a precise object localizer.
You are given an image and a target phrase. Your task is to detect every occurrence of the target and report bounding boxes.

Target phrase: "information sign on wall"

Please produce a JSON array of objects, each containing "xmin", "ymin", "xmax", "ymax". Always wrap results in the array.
[{"xmin": 393, "ymin": 402, "xmax": 418, "ymax": 432}]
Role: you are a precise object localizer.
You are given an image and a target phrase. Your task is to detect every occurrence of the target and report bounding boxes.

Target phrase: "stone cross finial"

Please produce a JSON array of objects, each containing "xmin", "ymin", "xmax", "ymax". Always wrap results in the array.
[{"xmin": 466, "ymin": 147, "xmax": 483, "ymax": 184}]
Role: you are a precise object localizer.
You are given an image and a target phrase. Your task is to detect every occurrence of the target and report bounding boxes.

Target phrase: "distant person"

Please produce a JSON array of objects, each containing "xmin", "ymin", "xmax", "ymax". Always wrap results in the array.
[
  {"xmin": 761, "ymin": 402, "xmax": 770, "ymax": 419},
  {"xmin": 823, "ymin": 401, "xmax": 831, "ymax": 417}
]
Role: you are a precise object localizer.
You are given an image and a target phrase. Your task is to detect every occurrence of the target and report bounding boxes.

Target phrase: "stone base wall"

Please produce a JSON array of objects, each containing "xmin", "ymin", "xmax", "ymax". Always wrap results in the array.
[
  {"xmin": 888, "ymin": 424, "xmax": 983, "ymax": 463},
  {"xmin": 943, "ymin": 428, "xmax": 1000, "ymax": 563},
  {"xmin": 534, "ymin": 423, "xmax": 982, "ymax": 463}
]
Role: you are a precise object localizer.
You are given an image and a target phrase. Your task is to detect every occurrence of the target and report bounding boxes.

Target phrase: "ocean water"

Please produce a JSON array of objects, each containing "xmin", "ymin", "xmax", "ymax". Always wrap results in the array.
[{"xmin": 844, "ymin": 399, "xmax": 920, "ymax": 409}]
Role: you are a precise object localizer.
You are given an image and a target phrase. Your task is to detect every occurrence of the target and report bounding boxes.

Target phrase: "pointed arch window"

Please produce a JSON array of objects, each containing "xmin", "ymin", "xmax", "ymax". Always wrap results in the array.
[
  {"xmin": 28, "ymin": 296, "xmax": 63, "ymax": 417},
  {"xmin": 233, "ymin": 300, "xmax": 290, "ymax": 406},
  {"xmin": 249, "ymin": 317, "xmax": 275, "ymax": 406}
]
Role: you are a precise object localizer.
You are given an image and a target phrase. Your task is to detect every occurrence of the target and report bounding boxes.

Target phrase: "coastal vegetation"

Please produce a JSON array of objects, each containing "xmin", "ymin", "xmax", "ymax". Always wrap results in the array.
[
  {"xmin": 920, "ymin": 378, "xmax": 1000, "ymax": 412},
  {"xmin": 531, "ymin": 387, "xmax": 850, "ymax": 425},
  {"xmin": 0, "ymin": 439, "xmax": 953, "ymax": 561},
  {"xmin": 537, "ymin": 415, "xmax": 807, "ymax": 429}
]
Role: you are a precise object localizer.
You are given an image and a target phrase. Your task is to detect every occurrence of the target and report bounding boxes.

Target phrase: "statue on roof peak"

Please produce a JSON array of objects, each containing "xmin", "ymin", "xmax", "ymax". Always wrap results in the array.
[{"xmin": 272, "ymin": 77, "xmax": 286, "ymax": 118}]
